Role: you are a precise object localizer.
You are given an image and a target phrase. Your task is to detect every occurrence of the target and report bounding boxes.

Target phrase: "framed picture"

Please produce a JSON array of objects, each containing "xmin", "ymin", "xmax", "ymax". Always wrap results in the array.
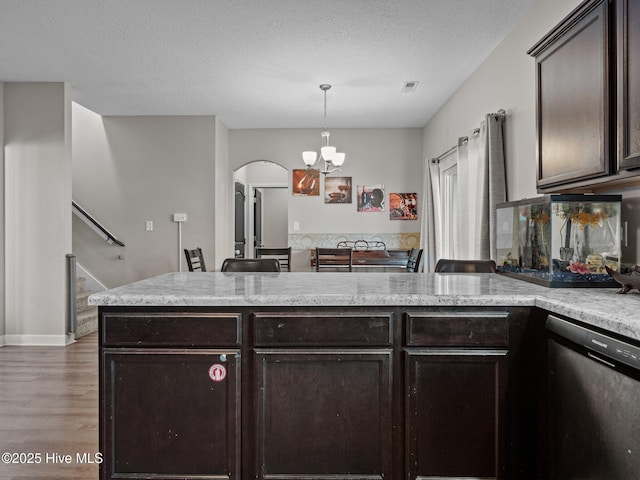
[
  {"xmin": 357, "ymin": 184, "xmax": 384, "ymax": 212},
  {"xmin": 389, "ymin": 192, "xmax": 418, "ymax": 220},
  {"xmin": 292, "ymin": 169, "xmax": 320, "ymax": 196},
  {"xmin": 324, "ymin": 176, "xmax": 352, "ymax": 204}
]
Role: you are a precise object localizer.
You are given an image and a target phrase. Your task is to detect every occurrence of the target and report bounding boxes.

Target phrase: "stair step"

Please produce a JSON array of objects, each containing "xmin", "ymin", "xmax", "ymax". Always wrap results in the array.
[
  {"xmin": 76, "ymin": 306, "xmax": 98, "ymax": 339},
  {"xmin": 76, "ymin": 290, "xmax": 92, "ymax": 313}
]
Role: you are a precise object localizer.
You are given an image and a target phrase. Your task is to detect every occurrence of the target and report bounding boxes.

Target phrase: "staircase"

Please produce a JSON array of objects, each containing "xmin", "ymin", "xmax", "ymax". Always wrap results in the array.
[{"xmin": 76, "ymin": 276, "xmax": 98, "ymax": 338}]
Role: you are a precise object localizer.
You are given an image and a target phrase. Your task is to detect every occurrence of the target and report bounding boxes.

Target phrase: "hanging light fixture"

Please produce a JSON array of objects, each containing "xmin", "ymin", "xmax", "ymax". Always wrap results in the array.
[{"xmin": 302, "ymin": 84, "xmax": 345, "ymax": 175}]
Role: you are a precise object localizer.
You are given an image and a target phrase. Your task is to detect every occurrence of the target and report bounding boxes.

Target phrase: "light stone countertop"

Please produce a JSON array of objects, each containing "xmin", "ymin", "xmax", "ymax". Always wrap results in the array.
[{"xmin": 89, "ymin": 272, "xmax": 640, "ymax": 342}]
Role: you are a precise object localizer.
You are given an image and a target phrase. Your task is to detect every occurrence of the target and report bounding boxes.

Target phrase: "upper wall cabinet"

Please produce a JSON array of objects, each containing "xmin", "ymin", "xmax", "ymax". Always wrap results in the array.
[
  {"xmin": 528, "ymin": 0, "xmax": 614, "ymax": 191},
  {"xmin": 617, "ymin": 0, "xmax": 640, "ymax": 170}
]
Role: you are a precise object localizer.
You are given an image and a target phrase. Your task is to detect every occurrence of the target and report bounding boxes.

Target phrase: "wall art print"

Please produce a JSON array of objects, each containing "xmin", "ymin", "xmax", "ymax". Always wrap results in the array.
[
  {"xmin": 324, "ymin": 176, "xmax": 352, "ymax": 204},
  {"xmin": 389, "ymin": 192, "xmax": 418, "ymax": 220},
  {"xmin": 357, "ymin": 184, "xmax": 384, "ymax": 212},
  {"xmin": 292, "ymin": 169, "xmax": 320, "ymax": 196}
]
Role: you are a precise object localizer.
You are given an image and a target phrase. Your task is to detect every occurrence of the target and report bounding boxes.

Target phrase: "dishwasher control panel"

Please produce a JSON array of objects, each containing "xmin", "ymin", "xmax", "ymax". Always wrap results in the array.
[{"xmin": 547, "ymin": 314, "xmax": 640, "ymax": 372}]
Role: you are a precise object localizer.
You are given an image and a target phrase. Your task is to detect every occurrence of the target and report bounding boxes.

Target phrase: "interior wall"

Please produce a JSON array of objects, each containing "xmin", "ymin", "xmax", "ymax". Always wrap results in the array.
[
  {"xmin": 422, "ymin": 0, "xmax": 640, "ymax": 265},
  {"xmin": 72, "ymin": 104, "xmax": 217, "ymax": 286},
  {"xmin": 422, "ymin": 0, "xmax": 580, "ymax": 202},
  {"xmin": 261, "ymin": 188, "xmax": 289, "ymax": 248},
  {"xmin": 229, "ymin": 128, "xmax": 423, "ymax": 235},
  {"xmin": 4, "ymin": 82, "xmax": 72, "ymax": 345},
  {"xmin": 214, "ymin": 118, "xmax": 231, "ymax": 268},
  {"xmin": 0, "ymin": 82, "xmax": 5, "ymax": 342}
]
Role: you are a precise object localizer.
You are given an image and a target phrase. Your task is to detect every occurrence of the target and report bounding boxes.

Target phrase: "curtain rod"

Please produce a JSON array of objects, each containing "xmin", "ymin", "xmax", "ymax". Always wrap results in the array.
[
  {"xmin": 430, "ymin": 145, "xmax": 456, "ymax": 164},
  {"xmin": 430, "ymin": 109, "xmax": 506, "ymax": 164}
]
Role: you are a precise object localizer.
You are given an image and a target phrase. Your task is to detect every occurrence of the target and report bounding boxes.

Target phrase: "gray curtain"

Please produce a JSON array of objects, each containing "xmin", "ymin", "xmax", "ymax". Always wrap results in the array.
[
  {"xmin": 483, "ymin": 113, "xmax": 507, "ymax": 259},
  {"xmin": 423, "ymin": 112, "xmax": 506, "ymax": 266},
  {"xmin": 461, "ymin": 112, "xmax": 506, "ymax": 259}
]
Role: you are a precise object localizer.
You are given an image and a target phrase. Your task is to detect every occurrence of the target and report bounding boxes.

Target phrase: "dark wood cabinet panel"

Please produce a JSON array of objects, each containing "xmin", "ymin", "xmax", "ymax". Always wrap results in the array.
[
  {"xmin": 529, "ymin": 0, "xmax": 613, "ymax": 190},
  {"xmin": 406, "ymin": 311, "xmax": 509, "ymax": 347},
  {"xmin": 254, "ymin": 349, "xmax": 392, "ymax": 480},
  {"xmin": 102, "ymin": 312, "xmax": 242, "ymax": 347},
  {"xmin": 617, "ymin": 0, "xmax": 640, "ymax": 170},
  {"xmin": 405, "ymin": 349, "xmax": 508, "ymax": 480},
  {"xmin": 253, "ymin": 312, "xmax": 393, "ymax": 346},
  {"xmin": 101, "ymin": 349, "xmax": 240, "ymax": 480}
]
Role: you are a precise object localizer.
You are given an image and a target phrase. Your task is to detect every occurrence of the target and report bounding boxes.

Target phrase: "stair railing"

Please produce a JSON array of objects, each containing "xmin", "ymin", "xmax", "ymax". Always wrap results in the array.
[
  {"xmin": 72, "ymin": 200, "xmax": 125, "ymax": 247},
  {"xmin": 66, "ymin": 254, "xmax": 77, "ymax": 334}
]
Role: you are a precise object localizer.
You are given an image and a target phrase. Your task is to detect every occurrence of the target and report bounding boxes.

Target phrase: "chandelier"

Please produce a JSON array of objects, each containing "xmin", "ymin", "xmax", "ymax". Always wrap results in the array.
[{"xmin": 302, "ymin": 84, "xmax": 345, "ymax": 175}]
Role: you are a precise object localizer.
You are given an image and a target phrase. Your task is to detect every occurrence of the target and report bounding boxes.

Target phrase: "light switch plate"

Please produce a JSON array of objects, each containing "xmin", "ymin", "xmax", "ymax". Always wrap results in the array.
[{"xmin": 145, "ymin": 220, "xmax": 153, "ymax": 231}]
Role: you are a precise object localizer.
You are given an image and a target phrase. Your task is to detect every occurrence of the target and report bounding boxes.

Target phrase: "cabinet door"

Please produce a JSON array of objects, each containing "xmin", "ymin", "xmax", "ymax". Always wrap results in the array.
[
  {"xmin": 101, "ymin": 349, "xmax": 240, "ymax": 480},
  {"xmin": 254, "ymin": 349, "xmax": 392, "ymax": 480},
  {"xmin": 617, "ymin": 0, "xmax": 640, "ymax": 170},
  {"xmin": 530, "ymin": 0, "xmax": 613, "ymax": 190},
  {"xmin": 406, "ymin": 349, "xmax": 508, "ymax": 480}
]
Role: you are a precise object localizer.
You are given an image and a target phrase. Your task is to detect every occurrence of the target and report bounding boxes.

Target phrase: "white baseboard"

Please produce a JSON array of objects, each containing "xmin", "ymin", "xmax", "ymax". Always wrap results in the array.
[{"xmin": 3, "ymin": 334, "xmax": 74, "ymax": 346}]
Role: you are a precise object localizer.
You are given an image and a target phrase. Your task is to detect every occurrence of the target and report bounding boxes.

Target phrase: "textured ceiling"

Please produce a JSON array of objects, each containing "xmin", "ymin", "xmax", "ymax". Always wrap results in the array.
[{"xmin": 0, "ymin": 0, "xmax": 536, "ymax": 128}]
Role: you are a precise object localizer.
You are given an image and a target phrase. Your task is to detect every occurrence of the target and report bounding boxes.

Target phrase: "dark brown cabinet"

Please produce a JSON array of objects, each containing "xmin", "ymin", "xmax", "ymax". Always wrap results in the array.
[
  {"xmin": 99, "ymin": 306, "xmax": 538, "ymax": 479},
  {"xmin": 405, "ymin": 312, "xmax": 509, "ymax": 480},
  {"xmin": 528, "ymin": 0, "xmax": 614, "ymax": 191},
  {"xmin": 102, "ymin": 349, "xmax": 241, "ymax": 479},
  {"xmin": 529, "ymin": 0, "xmax": 640, "ymax": 191},
  {"xmin": 252, "ymin": 311, "xmax": 394, "ymax": 479},
  {"xmin": 406, "ymin": 350, "xmax": 508, "ymax": 479},
  {"xmin": 617, "ymin": 0, "xmax": 640, "ymax": 170},
  {"xmin": 254, "ymin": 349, "xmax": 392, "ymax": 479},
  {"xmin": 100, "ymin": 311, "xmax": 242, "ymax": 480}
]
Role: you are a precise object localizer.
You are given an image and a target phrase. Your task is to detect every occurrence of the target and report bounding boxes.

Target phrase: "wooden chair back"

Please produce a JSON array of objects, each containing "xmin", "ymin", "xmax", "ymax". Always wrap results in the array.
[
  {"xmin": 184, "ymin": 247, "xmax": 206, "ymax": 272},
  {"xmin": 315, "ymin": 248, "xmax": 353, "ymax": 272},
  {"xmin": 434, "ymin": 259, "xmax": 496, "ymax": 273},
  {"xmin": 406, "ymin": 248, "xmax": 423, "ymax": 272},
  {"xmin": 255, "ymin": 247, "xmax": 292, "ymax": 271},
  {"xmin": 220, "ymin": 258, "xmax": 281, "ymax": 272}
]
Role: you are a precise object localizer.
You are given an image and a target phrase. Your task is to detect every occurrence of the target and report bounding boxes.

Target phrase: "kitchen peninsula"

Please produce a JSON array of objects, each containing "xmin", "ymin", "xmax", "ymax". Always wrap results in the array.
[{"xmin": 90, "ymin": 272, "xmax": 640, "ymax": 480}]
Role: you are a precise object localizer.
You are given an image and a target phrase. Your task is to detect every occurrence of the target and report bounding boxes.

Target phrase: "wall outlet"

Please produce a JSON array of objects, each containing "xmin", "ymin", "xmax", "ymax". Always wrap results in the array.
[
  {"xmin": 173, "ymin": 213, "xmax": 187, "ymax": 222},
  {"xmin": 145, "ymin": 220, "xmax": 153, "ymax": 231},
  {"xmin": 293, "ymin": 221, "xmax": 300, "ymax": 231}
]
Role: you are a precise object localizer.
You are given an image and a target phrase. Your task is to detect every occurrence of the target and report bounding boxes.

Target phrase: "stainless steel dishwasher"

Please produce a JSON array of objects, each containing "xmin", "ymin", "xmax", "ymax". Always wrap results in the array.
[{"xmin": 545, "ymin": 314, "xmax": 640, "ymax": 480}]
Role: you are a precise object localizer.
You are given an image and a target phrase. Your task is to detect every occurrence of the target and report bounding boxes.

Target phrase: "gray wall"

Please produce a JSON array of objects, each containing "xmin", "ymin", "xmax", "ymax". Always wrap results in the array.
[
  {"xmin": 229, "ymin": 128, "xmax": 423, "ymax": 235},
  {"xmin": 422, "ymin": 0, "xmax": 640, "ymax": 264},
  {"xmin": 261, "ymin": 188, "xmax": 289, "ymax": 248},
  {"xmin": 4, "ymin": 83, "xmax": 72, "ymax": 345},
  {"xmin": 72, "ymin": 104, "xmax": 218, "ymax": 287},
  {"xmin": 214, "ymin": 118, "xmax": 231, "ymax": 267},
  {"xmin": 0, "ymin": 82, "xmax": 4, "ymax": 340}
]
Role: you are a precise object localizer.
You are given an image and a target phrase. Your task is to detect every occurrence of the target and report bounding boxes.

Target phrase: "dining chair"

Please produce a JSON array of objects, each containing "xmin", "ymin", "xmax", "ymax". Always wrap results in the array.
[
  {"xmin": 255, "ymin": 247, "xmax": 292, "ymax": 271},
  {"xmin": 406, "ymin": 248, "xmax": 423, "ymax": 272},
  {"xmin": 220, "ymin": 258, "xmax": 281, "ymax": 272},
  {"xmin": 315, "ymin": 247, "xmax": 353, "ymax": 272},
  {"xmin": 184, "ymin": 247, "xmax": 207, "ymax": 272},
  {"xmin": 434, "ymin": 259, "xmax": 496, "ymax": 273}
]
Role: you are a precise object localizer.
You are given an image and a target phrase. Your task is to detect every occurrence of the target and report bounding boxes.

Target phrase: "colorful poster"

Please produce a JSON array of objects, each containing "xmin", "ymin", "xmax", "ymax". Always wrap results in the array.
[
  {"xmin": 389, "ymin": 193, "xmax": 418, "ymax": 220},
  {"xmin": 292, "ymin": 169, "xmax": 320, "ymax": 196},
  {"xmin": 325, "ymin": 176, "xmax": 352, "ymax": 204},
  {"xmin": 357, "ymin": 184, "xmax": 384, "ymax": 212}
]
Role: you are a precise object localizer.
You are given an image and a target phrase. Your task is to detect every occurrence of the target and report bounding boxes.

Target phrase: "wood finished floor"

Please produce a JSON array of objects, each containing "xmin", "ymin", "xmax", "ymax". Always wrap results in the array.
[{"xmin": 0, "ymin": 333, "xmax": 99, "ymax": 480}]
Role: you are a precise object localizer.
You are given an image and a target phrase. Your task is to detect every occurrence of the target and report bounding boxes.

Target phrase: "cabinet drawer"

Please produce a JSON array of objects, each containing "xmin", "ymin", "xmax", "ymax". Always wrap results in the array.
[
  {"xmin": 406, "ymin": 312, "xmax": 509, "ymax": 347},
  {"xmin": 253, "ymin": 313, "xmax": 393, "ymax": 346},
  {"xmin": 102, "ymin": 312, "xmax": 241, "ymax": 347}
]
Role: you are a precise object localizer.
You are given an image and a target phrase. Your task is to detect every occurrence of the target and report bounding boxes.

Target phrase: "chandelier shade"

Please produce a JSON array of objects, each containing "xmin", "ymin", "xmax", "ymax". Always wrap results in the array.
[
  {"xmin": 302, "ymin": 84, "xmax": 345, "ymax": 175},
  {"xmin": 302, "ymin": 151, "xmax": 317, "ymax": 166}
]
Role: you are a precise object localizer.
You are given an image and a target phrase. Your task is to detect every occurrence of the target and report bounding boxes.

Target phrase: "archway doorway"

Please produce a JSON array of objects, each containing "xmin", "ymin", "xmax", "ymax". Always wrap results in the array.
[{"xmin": 233, "ymin": 161, "xmax": 288, "ymax": 258}]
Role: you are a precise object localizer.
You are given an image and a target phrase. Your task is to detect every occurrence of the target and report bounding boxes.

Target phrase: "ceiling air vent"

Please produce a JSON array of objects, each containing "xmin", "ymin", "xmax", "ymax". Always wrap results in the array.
[{"xmin": 401, "ymin": 81, "xmax": 419, "ymax": 93}]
